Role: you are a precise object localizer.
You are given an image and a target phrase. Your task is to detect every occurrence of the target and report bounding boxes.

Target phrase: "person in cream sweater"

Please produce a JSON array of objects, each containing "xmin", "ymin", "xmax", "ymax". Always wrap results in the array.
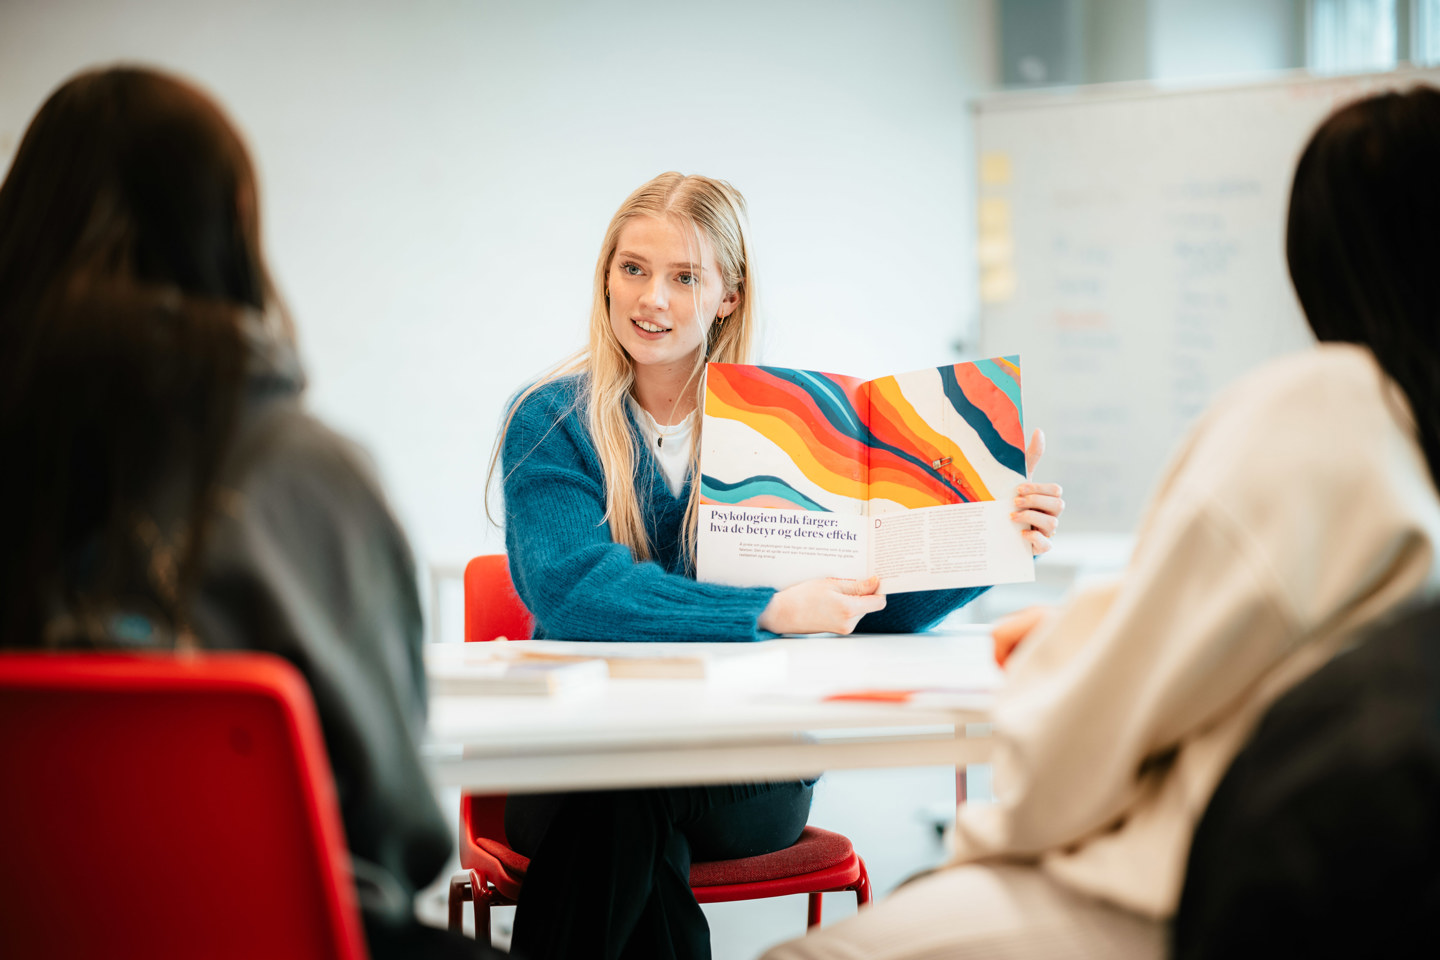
[{"xmin": 764, "ymin": 85, "xmax": 1440, "ymax": 960}]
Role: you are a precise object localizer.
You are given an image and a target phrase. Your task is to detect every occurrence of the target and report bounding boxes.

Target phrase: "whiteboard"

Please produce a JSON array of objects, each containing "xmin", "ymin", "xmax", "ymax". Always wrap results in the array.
[{"xmin": 976, "ymin": 67, "xmax": 1440, "ymax": 533}]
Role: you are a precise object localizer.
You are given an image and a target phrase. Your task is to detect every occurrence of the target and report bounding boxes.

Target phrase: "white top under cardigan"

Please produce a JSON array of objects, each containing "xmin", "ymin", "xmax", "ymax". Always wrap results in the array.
[
  {"xmin": 626, "ymin": 395, "xmax": 695, "ymax": 499},
  {"xmin": 950, "ymin": 343, "xmax": 1440, "ymax": 918}
]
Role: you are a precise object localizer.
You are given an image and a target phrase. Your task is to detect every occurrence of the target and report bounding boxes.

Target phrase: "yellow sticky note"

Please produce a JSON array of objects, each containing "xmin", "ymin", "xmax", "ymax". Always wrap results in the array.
[
  {"xmin": 978, "ymin": 197, "xmax": 1011, "ymax": 234},
  {"xmin": 977, "ymin": 234, "xmax": 1014, "ymax": 266},
  {"xmin": 980, "ymin": 152, "xmax": 1012, "ymax": 186},
  {"xmin": 980, "ymin": 264, "xmax": 1017, "ymax": 303}
]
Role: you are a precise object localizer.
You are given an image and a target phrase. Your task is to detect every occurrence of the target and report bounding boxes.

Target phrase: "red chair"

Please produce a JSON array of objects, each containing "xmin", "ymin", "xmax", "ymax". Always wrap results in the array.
[
  {"xmin": 0, "ymin": 651, "xmax": 368, "ymax": 960},
  {"xmin": 463, "ymin": 552, "xmax": 533, "ymax": 644},
  {"xmin": 447, "ymin": 554, "xmax": 872, "ymax": 944}
]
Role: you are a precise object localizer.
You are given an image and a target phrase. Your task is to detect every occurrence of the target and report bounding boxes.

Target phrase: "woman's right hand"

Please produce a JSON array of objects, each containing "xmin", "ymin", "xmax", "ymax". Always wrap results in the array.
[{"xmin": 758, "ymin": 576, "xmax": 886, "ymax": 635}]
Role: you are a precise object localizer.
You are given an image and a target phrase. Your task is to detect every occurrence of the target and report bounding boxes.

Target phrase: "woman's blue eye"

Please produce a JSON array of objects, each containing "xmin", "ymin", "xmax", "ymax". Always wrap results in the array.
[
  {"xmin": 623, "ymin": 262, "xmax": 642, "ymax": 276},
  {"xmin": 678, "ymin": 273, "xmax": 696, "ymax": 285}
]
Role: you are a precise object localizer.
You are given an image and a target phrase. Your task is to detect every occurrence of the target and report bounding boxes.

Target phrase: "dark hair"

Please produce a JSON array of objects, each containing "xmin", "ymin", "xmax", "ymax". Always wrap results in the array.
[
  {"xmin": 0, "ymin": 66, "xmax": 278, "ymax": 647},
  {"xmin": 1287, "ymin": 85, "xmax": 1440, "ymax": 486}
]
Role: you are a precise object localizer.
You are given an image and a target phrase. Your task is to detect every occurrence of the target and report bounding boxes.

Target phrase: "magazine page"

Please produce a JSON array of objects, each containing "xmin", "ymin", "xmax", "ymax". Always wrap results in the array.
[
  {"xmin": 865, "ymin": 356, "xmax": 1035, "ymax": 590},
  {"xmin": 697, "ymin": 363, "xmax": 872, "ymax": 589}
]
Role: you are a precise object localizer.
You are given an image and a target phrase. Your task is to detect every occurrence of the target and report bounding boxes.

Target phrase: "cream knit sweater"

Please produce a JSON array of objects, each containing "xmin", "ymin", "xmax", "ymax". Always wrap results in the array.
[{"xmin": 950, "ymin": 343, "xmax": 1440, "ymax": 919}]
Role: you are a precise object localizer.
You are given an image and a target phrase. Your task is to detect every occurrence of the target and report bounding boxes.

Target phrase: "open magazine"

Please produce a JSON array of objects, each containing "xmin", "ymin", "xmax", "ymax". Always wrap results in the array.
[{"xmin": 697, "ymin": 356, "xmax": 1035, "ymax": 594}]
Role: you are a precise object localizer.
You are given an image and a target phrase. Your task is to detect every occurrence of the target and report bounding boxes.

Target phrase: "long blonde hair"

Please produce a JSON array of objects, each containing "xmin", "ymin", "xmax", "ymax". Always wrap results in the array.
[{"xmin": 490, "ymin": 172, "xmax": 758, "ymax": 564}]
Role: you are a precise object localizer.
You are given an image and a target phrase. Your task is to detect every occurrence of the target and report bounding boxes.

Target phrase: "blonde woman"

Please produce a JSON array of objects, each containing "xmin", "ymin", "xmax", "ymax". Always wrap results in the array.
[{"xmin": 496, "ymin": 172, "xmax": 1064, "ymax": 959}]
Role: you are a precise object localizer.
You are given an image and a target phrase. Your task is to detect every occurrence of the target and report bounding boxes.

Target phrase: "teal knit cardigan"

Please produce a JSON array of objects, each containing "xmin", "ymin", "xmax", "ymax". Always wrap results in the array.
[{"xmin": 501, "ymin": 376, "xmax": 990, "ymax": 642}]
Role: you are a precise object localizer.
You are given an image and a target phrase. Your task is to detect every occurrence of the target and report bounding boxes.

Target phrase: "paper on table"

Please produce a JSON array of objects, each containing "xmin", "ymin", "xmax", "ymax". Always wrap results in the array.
[
  {"xmin": 500, "ymin": 640, "xmax": 789, "ymax": 685},
  {"xmin": 822, "ymin": 687, "xmax": 995, "ymax": 709},
  {"xmin": 752, "ymin": 683, "xmax": 996, "ymax": 713},
  {"xmin": 423, "ymin": 645, "xmax": 608, "ymax": 697}
]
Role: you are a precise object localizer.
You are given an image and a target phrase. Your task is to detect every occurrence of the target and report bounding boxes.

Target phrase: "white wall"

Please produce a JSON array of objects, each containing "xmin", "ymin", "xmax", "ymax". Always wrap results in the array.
[{"xmin": 0, "ymin": 0, "xmax": 999, "ymax": 589}]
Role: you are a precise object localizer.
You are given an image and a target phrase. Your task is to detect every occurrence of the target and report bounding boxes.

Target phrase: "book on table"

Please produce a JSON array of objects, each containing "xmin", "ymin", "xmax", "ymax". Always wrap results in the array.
[
  {"xmin": 502, "ymin": 640, "xmax": 790, "ymax": 685},
  {"xmin": 697, "ymin": 356, "xmax": 1036, "ymax": 594},
  {"xmin": 423, "ymin": 645, "xmax": 609, "ymax": 697}
]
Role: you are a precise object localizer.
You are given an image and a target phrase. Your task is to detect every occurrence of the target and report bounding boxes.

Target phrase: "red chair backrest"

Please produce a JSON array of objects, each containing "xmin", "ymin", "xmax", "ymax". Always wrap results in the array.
[
  {"xmin": 464, "ymin": 554, "xmax": 533, "ymax": 642},
  {"xmin": 0, "ymin": 652, "xmax": 368, "ymax": 960},
  {"xmin": 459, "ymin": 555, "xmax": 531, "ymax": 856}
]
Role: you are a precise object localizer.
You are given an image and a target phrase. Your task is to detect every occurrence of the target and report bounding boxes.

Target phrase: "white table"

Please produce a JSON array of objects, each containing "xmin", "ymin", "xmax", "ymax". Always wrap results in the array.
[{"xmin": 423, "ymin": 628, "xmax": 1001, "ymax": 793}]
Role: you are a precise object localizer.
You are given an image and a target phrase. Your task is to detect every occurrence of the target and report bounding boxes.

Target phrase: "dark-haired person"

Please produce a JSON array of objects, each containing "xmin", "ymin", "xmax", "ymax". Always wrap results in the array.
[
  {"xmin": 1173, "ymin": 597, "xmax": 1440, "ymax": 959},
  {"xmin": 0, "ymin": 67, "xmax": 494, "ymax": 959},
  {"xmin": 763, "ymin": 85, "xmax": 1440, "ymax": 960}
]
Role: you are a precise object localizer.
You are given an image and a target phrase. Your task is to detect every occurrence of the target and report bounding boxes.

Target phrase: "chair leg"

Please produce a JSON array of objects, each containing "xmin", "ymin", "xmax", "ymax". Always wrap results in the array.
[
  {"xmin": 448, "ymin": 870, "xmax": 497, "ymax": 944},
  {"xmin": 447, "ymin": 873, "xmax": 470, "ymax": 933},
  {"xmin": 807, "ymin": 857, "xmax": 873, "ymax": 930},
  {"xmin": 854, "ymin": 857, "xmax": 873, "ymax": 907},
  {"xmin": 473, "ymin": 898, "xmax": 492, "ymax": 946},
  {"xmin": 469, "ymin": 869, "xmax": 492, "ymax": 947}
]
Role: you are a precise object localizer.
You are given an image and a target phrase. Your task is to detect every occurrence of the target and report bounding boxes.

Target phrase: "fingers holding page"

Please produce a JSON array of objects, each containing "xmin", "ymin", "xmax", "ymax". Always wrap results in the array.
[
  {"xmin": 831, "ymin": 575, "xmax": 882, "ymax": 596},
  {"xmin": 759, "ymin": 576, "xmax": 887, "ymax": 635},
  {"xmin": 825, "ymin": 576, "xmax": 887, "ymax": 634},
  {"xmin": 1024, "ymin": 428, "xmax": 1046, "ymax": 477},
  {"xmin": 1021, "ymin": 527, "xmax": 1054, "ymax": 557},
  {"xmin": 1013, "ymin": 482, "xmax": 1064, "ymax": 555},
  {"xmin": 1013, "ymin": 506, "xmax": 1059, "ymax": 536},
  {"xmin": 1015, "ymin": 482, "xmax": 1063, "ymax": 509}
]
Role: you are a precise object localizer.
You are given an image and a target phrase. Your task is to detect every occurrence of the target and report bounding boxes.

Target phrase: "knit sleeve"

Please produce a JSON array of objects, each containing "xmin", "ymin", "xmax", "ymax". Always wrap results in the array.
[{"xmin": 500, "ymin": 383, "xmax": 776, "ymax": 642}]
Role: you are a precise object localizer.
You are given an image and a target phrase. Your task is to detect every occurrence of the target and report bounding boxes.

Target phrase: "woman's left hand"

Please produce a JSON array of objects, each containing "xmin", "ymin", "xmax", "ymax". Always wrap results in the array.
[
  {"xmin": 993, "ymin": 604, "xmax": 1051, "ymax": 667},
  {"xmin": 1015, "ymin": 429, "xmax": 1064, "ymax": 557}
]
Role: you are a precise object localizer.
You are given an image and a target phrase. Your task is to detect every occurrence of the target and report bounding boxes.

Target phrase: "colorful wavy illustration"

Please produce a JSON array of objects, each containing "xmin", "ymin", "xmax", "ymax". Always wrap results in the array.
[
  {"xmin": 701, "ymin": 357, "xmax": 1024, "ymax": 512},
  {"xmin": 699, "ymin": 475, "xmax": 830, "ymax": 511},
  {"xmin": 701, "ymin": 364, "xmax": 868, "ymax": 511}
]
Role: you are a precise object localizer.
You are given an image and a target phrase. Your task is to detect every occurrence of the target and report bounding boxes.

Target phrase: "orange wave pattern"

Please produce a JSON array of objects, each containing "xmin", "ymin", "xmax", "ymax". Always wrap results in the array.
[
  {"xmin": 866, "ymin": 377, "xmax": 988, "ymax": 508},
  {"xmin": 704, "ymin": 364, "xmax": 868, "ymax": 505}
]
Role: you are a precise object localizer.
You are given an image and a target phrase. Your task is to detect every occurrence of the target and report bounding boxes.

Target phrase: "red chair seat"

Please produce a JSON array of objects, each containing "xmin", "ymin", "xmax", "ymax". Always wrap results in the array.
[
  {"xmin": 467, "ymin": 824, "xmax": 857, "ymax": 890},
  {"xmin": 690, "ymin": 827, "xmax": 856, "ymax": 886},
  {"xmin": 470, "ymin": 836, "xmax": 526, "ymax": 900}
]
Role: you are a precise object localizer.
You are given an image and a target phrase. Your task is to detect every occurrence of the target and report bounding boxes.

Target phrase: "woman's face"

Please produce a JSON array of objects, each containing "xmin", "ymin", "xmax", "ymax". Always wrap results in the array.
[{"xmin": 607, "ymin": 215, "xmax": 738, "ymax": 380}]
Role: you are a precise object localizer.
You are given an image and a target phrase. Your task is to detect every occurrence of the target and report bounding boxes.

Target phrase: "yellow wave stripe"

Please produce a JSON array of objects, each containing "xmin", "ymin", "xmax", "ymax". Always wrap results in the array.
[
  {"xmin": 867, "ymin": 377, "xmax": 993, "ymax": 502},
  {"xmin": 867, "ymin": 477, "xmax": 944, "ymax": 509},
  {"xmin": 706, "ymin": 392, "xmax": 867, "ymax": 501}
]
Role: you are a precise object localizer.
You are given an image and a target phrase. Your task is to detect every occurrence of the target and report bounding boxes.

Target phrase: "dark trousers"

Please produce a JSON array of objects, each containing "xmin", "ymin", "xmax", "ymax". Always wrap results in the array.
[{"xmin": 505, "ymin": 781, "xmax": 814, "ymax": 960}]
